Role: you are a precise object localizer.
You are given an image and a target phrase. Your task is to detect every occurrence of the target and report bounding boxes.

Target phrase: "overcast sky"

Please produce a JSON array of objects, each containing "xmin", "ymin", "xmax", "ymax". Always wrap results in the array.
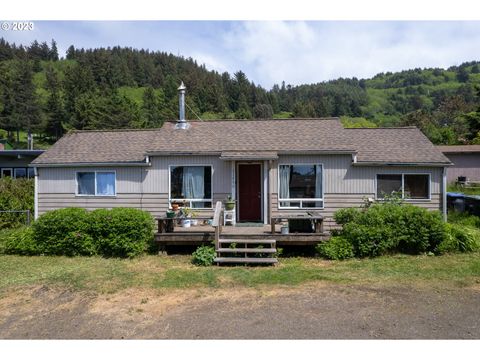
[{"xmin": 2, "ymin": 21, "xmax": 480, "ymax": 88}]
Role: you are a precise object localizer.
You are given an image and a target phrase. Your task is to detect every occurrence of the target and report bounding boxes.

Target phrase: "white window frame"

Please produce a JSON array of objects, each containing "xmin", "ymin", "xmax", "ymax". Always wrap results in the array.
[
  {"xmin": 375, "ymin": 173, "xmax": 431, "ymax": 201},
  {"xmin": 13, "ymin": 168, "xmax": 28, "ymax": 179},
  {"xmin": 168, "ymin": 164, "xmax": 214, "ymax": 209},
  {"xmin": 75, "ymin": 170, "xmax": 117, "ymax": 197},
  {"xmin": 1, "ymin": 168, "xmax": 13, "ymax": 178},
  {"xmin": 277, "ymin": 163, "xmax": 324, "ymax": 210}
]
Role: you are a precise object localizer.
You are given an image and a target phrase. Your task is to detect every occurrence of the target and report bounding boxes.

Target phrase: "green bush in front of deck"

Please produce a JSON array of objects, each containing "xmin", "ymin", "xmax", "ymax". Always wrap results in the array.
[
  {"xmin": 2, "ymin": 207, "xmax": 154, "ymax": 258},
  {"xmin": 192, "ymin": 245, "xmax": 216, "ymax": 266},
  {"xmin": 318, "ymin": 201, "xmax": 448, "ymax": 259}
]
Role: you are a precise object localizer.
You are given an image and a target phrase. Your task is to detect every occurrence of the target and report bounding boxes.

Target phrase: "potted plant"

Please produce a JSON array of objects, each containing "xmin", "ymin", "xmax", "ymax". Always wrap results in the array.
[
  {"xmin": 225, "ymin": 195, "xmax": 235, "ymax": 211},
  {"xmin": 179, "ymin": 206, "xmax": 197, "ymax": 227}
]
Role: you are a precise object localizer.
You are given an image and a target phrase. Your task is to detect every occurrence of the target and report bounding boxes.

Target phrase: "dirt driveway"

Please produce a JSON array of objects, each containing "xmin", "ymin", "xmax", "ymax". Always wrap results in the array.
[{"xmin": 0, "ymin": 283, "xmax": 478, "ymax": 339}]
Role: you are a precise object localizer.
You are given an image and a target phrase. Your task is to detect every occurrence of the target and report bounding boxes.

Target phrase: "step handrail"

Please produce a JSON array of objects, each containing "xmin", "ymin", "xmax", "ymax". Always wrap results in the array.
[{"xmin": 212, "ymin": 201, "xmax": 223, "ymax": 250}]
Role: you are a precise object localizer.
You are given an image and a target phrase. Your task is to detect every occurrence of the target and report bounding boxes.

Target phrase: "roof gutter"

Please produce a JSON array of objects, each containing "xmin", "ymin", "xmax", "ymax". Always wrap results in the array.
[
  {"xmin": 30, "ymin": 159, "xmax": 151, "ymax": 168},
  {"xmin": 146, "ymin": 150, "xmax": 357, "ymax": 156},
  {"xmin": 353, "ymin": 161, "xmax": 453, "ymax": 167}
]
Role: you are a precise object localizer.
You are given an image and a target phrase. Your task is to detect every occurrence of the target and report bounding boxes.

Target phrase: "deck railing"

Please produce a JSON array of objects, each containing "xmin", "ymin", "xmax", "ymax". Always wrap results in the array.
[{"xmin": 212, "ymin": 201, "xmax": 223, "ymax": 250}]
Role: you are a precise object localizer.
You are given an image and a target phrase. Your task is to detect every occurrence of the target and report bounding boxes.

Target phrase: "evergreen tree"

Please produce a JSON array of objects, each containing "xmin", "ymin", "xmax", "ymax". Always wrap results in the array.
[
  {"xmin": 253, "ymin": 104, "xmax": 273, "ymax": 119},
  {"xmin": 44, "ymin": 65, "xmax": 65, "ymax": 139},
  {"xmin": 9, "ymin": 60, "xmax": 42, "ymax": 143},
  {"xmin": 142, "ymin": 86, "xmax": 162, "ymax": 128},
  {"xmin": 66, "ymin": 45, "xmax": 75, "ymax": 60},
  {"xmin": 49, "ymin": 39, "xmax": 59, "ymax": 61}
]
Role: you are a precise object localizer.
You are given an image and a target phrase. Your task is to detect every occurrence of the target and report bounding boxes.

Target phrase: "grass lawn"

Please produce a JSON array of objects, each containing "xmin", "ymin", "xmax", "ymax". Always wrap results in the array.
[
  {"xmin": 447, "ymin": 183, "xmax": 480, "ymax": 196},
  {"xmin": 0, "ymin": 252, "xmax": 479, "ymax": 295}
]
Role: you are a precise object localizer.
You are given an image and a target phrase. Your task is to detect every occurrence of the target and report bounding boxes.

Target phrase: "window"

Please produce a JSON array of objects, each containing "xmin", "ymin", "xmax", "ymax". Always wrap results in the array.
[
  {"xmin": 14, "ymin": 168, "xmax": 27, "ymax": 178},
  {"xmin": 77, "ymin": 171, "xmax": 116, "ymax": 196},
  {"xmin": 376, "ymin": 174, "xmax": 430, "ymax": 200},
  {"xmin": 404, "ymin": 174, "xmax": 429, "ymax": 199},
  {"xmin": 1, "ymin": 168, "xmax": 12, "ymax": 178},
  {"xmin": 0, "ymin": 167, "xmax": 35, "ymax": 179},
  {"xmin": 376, "ymin": 175, "xmax": 402, "ymax": 198},
  {"xmin": 279, "ymin": 164, "xmax": 323, "ymax": 209},
  {"xmin": 169, "ymin": 165, "xmax": 212, "ymax": 208}
]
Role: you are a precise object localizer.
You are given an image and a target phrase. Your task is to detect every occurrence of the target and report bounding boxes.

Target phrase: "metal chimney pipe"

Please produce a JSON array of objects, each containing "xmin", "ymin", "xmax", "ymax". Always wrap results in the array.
[{"xmin": 175, "ymin": 81, "xmax": 190, "ymax": 130}]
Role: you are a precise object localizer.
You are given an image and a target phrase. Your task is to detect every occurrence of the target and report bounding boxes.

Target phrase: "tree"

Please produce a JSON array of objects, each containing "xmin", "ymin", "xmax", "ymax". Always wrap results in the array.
[
  {"xmin": 43, "ymin": 65, "xmax": 65, "ymax": 139},
  {"xmin": 253, "ymin": 104, "xmax": 273, "ymax": 119},
  {"xmin": 142, "ymin": 86, "xmax": 163, "ymax": 128},
  {"xmin": 5, "ymin": 60, "xmax": 42, "ymax": 143},
  {"xmin": 49, "ymin": 39, "xmax": 59, "ymax": 61},
  {"xmin": 456, "ymin": 67, "xmax": 469, "ymax": 83},
  {"xmin": 66, "ymin": 45, "xmax": 75, "ymax": 60}
]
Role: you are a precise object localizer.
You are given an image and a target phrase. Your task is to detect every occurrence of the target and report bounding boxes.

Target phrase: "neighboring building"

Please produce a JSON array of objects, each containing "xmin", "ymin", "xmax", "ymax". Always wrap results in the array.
[
  {"xmin": 0, "ymin": 139, "xmax": 13, "ymax": 150},
  {"xmin": 32, "ymin": 90, "xmax": 451, "ymax": 231},
  {"xmin": 0, "ymin": 148, "xmax": 44, "ymax": 179},
  {"xmin": 436, "ymin": 145, "xmax": 480, "ymax": 184}
]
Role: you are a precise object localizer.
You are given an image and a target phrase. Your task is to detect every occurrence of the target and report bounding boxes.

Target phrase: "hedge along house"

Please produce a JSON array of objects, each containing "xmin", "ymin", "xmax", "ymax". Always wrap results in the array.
[{"xmin": 32, "ymin": 85, "xmax": 452, "ymax": 237}]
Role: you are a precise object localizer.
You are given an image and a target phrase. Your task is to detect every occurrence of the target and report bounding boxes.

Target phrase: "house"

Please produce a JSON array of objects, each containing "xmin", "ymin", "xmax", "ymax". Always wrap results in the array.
[
  {"xmin": 31, "ymin": 86, "xmax": 452, "ymax": 240},
  {"xmin": 0, "ymin": 143, "xmax": 44, "ymax": 178},
  {"xmin": 435, "ymin": 145, "xmax": 480, "ymax": 184}
]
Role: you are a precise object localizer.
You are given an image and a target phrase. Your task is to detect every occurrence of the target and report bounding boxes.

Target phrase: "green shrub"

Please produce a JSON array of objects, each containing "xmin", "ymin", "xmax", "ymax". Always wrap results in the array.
[
  {"xmin": 192, "ymin": 245, "xmax": 216, "ymax": 266},
  {"xmin": 333, "ymin": 207, "xmax": 361, "ymax": 225},
  {"xmin": 448, "ymin": 211, "xmax": 480, "ymax": 228},
  {"xmin": 436, "ymin": 223, "xmax": 480, "ymax": 254},
  {"xmin": 90, "ymin": 208, "xmax": 154, "ymax": 258},
  {"xmin": 32, "ymin": 208, "xmax": 92, "ymax": 255},
  {"xmin": 335, "ymin": 202, "xmax": 447, "ymax": 258},
  {"xmin": 28, "ymin": 207, "xmax": 154, "ymax": 258},
  {"xmin": 3, "ymin": 227, "xmax": 39, "ymax": 255},
  {"xmin": 316, "ymin": 236, "xmax": 354, "ymax": 260},
  {"xmin": 0, "ymin": 178, "xmax": 34, "ymax": 230}
]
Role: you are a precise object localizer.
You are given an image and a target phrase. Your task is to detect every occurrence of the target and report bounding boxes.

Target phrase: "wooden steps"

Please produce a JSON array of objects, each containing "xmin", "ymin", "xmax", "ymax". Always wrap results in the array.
[
  {"xmin": 218, "ymin": 239, "xmax": 276, "ymax": 245},
  {"xmin": 216, "ymin": 248, "xmax": 277, "ymax": 254},
  {"xmin": 214, "ymin": 238, "xmax": 278, "ymax": 265},
  {"xmin": 214, "ymin": 257, "xmax": 278, "ymax": 264}
]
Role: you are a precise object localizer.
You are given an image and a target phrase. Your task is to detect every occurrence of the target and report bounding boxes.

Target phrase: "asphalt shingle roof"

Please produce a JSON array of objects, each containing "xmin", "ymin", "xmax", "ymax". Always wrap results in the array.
[{"xmin": 32, "ymin": 118, "xmax": 451, "ymax": 166}]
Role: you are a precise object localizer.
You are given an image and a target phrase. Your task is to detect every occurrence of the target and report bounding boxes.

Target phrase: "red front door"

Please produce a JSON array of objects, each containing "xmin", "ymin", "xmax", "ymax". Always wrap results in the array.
[{"xmin": 238, "ymin": 164, "xmax": 262, "ymax": 222}]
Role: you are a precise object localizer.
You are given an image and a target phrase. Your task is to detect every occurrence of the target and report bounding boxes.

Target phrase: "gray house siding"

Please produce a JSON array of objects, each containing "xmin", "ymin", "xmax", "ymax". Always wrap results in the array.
[
  {"xmin": 37, "ymin": 155, "xmax": 231, "ymax": 217},
  {"xmin": 37, "ymin": 154, "xmax": 444, "ymax": 232},
  {"xmin": 443, "ymin": 153, "xmax": 480, "ymax": 183},
  {"xmin": 270, "ymin": 155, "xmax": 443, "ymax": 231}
]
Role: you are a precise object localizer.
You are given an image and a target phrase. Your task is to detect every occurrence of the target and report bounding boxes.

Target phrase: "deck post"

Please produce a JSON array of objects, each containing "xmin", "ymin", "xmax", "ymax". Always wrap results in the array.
[{"xmin": 212, "ymin": 201, "xmax": 223, "ymax": 250}]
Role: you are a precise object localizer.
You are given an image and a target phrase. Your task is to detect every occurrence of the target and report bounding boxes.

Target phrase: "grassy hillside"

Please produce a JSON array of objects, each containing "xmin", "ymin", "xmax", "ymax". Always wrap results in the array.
[{"xmin": 1, "ymin": 38, "xmax": 480, "ymax": 148}]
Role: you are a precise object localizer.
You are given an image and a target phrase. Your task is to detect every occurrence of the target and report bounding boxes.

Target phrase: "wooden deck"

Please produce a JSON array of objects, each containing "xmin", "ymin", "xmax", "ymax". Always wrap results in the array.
[{"xmin": 155, "ymin": 223, "xmax": 330, "ymax": 247}]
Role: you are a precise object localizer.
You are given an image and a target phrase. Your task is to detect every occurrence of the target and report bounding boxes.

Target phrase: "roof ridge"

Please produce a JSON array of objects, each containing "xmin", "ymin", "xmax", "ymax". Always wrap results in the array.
[
  {"xmin": 344, "ymin": 126, "xmax": 418, "ymax": 130},
  {"xmin": 164, "ymin": 117, "xmax": 341, "ymax": 123},
  {"xmin": 70, "ymin": 128, "xmax": 162, "ymax": 134}
]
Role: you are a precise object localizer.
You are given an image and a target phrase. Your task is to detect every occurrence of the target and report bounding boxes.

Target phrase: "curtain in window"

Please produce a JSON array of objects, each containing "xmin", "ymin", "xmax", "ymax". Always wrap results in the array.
[
  {"xmin": 315, "ymin": 165, "xmax": 322, "ymax": 198},
  {"xmin": 77, "ymin": 172, "xmax": 95, "ymax": 195},
  {"xmin": 97, "ymin": 172, "xmax": 115, "ymax": 195},
  {"xmin": 182, "ymin": 166, "xmax": 205, "ymax": 199},
  {"xmin": 279, "ymin": 165, "xmax": 290, "ymax": 199}
]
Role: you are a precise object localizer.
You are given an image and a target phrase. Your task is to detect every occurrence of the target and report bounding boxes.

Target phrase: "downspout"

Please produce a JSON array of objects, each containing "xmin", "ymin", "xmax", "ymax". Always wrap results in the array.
[
  {"xmin": 34, "ymin": 167, "xmax": 38, "ymax": 220},
  {"xmin": 442, "ymin": 166, "xmax": 447, "ymax": 222},
  {"xmin": 268, "ymin": 160, "xmax": 272, "ymax": 225}
]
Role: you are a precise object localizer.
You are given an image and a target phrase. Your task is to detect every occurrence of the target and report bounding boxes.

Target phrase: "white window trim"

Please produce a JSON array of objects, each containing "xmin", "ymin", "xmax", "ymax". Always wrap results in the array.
[
  {"xmin": 277, "ymin": 163, "xmax": 324, "ymax": 210},
  {"xmin": 1, "ymin": 168, "xmax": 13, "ymax": 178},
  {"xmin": 168, "ymin": 164, "xmax": 214, "ymax": 210},
  {"xmin": 75, "ymin": 170, "xmax": 117, "ymax": 197},
  {"xmin": 13, "ymin": 168, "xmax": 27, "ymax": 178},
  {"xmin": 375, "ymin": 173, "xmax": 431, "ymax": 201}
]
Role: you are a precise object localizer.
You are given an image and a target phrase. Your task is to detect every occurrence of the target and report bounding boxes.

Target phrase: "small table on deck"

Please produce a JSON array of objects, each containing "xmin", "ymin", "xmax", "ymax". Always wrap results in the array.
[
  {"xmin": 156, "ymin": 215, "xmax": 214, "ymax": 233},
  {"xmin": 270, "ymin": 213, "xmax": 324, "ymax": 234}
]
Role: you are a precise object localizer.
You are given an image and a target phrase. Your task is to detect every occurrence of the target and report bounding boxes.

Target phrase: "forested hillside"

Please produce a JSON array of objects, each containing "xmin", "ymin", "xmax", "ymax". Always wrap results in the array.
[{"xmin": 1, "ymin": 38, "xmax": 480, "ymax": 149}]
